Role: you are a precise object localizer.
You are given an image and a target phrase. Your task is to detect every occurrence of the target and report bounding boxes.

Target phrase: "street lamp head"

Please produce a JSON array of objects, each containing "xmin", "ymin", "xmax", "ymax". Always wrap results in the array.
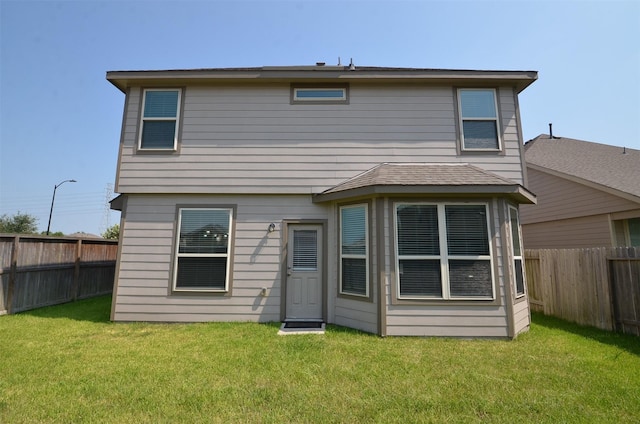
[{"xmin": 55, "ymin": 179, "xmax": 77, "ymax": 188}]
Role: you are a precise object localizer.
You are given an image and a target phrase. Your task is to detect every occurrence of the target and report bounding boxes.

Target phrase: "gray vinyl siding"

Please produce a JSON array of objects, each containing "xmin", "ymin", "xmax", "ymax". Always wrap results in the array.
[
  {"xmin": 513, "ymin": 299, "xmax": 530, "ymax": 334},
  {"xmin": 521, "ymin": 168, "xmax": 640, "ymax": 248},
  {"xmin": 116, "ymin": 84, "xmax": 525, "ymax": 194},
  {"xmin": 383, "ymin": 198, "xmax": 512, "ymax": 338},
  {"xmin": 521, "ymin": 168, "xmax": 640, "ymax": 224},
  {"xmin": 112, "ymin": 194, "xmax": 328, "ymax": 323},
  {"xmin": 522, "ymin": 215, "xmax": 613, "ymax": 249}
]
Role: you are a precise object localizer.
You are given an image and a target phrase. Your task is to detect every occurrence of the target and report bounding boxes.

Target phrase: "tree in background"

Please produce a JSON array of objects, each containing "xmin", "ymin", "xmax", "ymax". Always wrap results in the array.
[
  {"xmin": 0, "ymin": 212, "xmax": 39, "ymax": 234},
  {"xmin": 102, "ymin": 224, "xmax": 120, "ymax": 240}
]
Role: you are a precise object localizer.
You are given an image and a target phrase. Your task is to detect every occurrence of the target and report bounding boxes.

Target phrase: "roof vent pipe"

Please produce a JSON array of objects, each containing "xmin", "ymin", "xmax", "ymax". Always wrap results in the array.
[
  {"xmin": 349, "ymin": 58, "xmax": 355, "ymax": 71},
  {"xmin": 549, "ymin": 123, "xmax": 553, "ymax": 139}
]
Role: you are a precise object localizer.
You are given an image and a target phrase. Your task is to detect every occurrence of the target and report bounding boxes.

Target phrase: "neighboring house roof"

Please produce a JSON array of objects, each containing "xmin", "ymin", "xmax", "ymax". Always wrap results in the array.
[
  {"xmin": 524, "ymin": 134, "xmax": 640, "ymax": 203},
  {"xmin": 106, "ymin": 65, "xmax": 537, "ymax": 93},
  {"xmin": 313, "ymin": 163, "xmax": 536, "ymax": 203},
  {"xmin": 68, "ymin": 232, "xmax": 103, "ymax": 239}
]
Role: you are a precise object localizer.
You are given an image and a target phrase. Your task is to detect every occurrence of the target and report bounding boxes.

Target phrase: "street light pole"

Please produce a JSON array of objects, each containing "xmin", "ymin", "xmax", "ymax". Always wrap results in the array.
[{"xmin": 46, "ymin": 179, "xmax": 77, "ymax": 235}]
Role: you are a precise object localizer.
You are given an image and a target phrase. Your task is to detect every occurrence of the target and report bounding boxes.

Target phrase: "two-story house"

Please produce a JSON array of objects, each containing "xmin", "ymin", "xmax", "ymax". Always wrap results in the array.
[{"xmin": 107, "ymin": 65, "xmax": 537, "ymax": 338}]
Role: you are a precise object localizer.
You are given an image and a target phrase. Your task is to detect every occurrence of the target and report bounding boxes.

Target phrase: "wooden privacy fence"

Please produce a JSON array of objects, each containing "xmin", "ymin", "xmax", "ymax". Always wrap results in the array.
[
  {"xmin": 525, "ymin": 247, "xmax": 639, "ymax": 336},
  {"xmin": 0, "ymin": 235, "xmax": 118, "ymax": 314}
]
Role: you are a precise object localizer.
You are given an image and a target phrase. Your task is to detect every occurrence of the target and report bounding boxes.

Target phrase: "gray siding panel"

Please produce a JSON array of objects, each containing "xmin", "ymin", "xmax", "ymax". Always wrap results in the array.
[
  {"xmin": 117, "ymin": 84, "xmax": 526, "ymax": 194},
  {"xmin": 522, "ymin": 215, "xmax": 613, "ymax": 249},
  {"xmin": 112, "ymin": 194, "xmax": 328, "ymax": 323},
  {"xmin": 513, "ymin": 300, "xmax": 530, "ymax": 334},
  {"xmin": 521, "ymin": 168, "xmax": 639, "ymax": 224}
]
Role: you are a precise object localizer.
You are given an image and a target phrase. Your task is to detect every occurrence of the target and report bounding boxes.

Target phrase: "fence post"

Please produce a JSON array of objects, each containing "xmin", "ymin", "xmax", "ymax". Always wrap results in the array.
[
  {"xmin": 72, "ymin": 239, "xmax": 82, "ymax": 301},
  {"xmin": 6, "ymin": 236, "xmax": 20, "ymax": 314}
]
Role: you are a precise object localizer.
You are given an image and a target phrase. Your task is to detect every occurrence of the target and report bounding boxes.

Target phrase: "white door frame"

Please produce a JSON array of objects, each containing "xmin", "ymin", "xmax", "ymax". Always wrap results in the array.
[{"xmin": 281, "ymin": 220, "xmax": 327, "ymax": 322}]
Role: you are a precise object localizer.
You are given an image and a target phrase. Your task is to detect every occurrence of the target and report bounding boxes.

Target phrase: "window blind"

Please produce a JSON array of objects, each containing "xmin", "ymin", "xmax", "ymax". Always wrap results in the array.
[
  {"xmin": 293, "ymin": 230, "xmax": 317, "ymax": 270},
  {"xmin": 144, "ymin": 90, "xmax": 179, "ymax": 117},
  {"xmin": 460, "ymin": 90, "xmax": 496, "ymax": 118},
  {"xmin": 445, "ymin": 205, "xmax": 489, "ymax": 256},
  {"xmin": 396, "ymin": 205, "xmax": 439, "ymax": 255},
  {"xmin": 341, "ymin": 206, "xmax": 366, "ymax": 255}
]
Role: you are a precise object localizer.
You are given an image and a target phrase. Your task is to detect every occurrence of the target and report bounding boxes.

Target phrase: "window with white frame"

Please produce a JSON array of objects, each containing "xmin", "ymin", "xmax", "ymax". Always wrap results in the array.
[
  {"xmin": 173, "ymin": 208, "xmax": 233, "ymax": 292},
  {"xmin": 458, "ymin": 89, "xmax": 501, "ymax": 150},
  {"xmin": 340, "ymin": 204, "xmax": 368, "ymax": 297},
  {"xmin": 292, "ymin": 87, "xmax": 348, "ymax": 103},
  {"xmin": 139, "ymin": 89, "xmax": 181, "ymax": 150},
  {"xmin": 395, "ymin": 203, "xmax": 494, "ymax": 300},
  {"xmin": 509, "ymin": 206, "xmax": 525, "ymax": 297}
]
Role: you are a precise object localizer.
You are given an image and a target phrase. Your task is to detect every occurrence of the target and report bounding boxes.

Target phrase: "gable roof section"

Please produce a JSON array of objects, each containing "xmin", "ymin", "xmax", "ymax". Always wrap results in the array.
[
  {"xmin": 106, "ymin": 66, "xmax": 537, "ymax": 93},
  {"xmin": 524, "ymin": 135, "xmax": 640, "ymax": 204},
  {"xmin": 313, "ymin": 163, "xmax": 536, "ymax": 204}
]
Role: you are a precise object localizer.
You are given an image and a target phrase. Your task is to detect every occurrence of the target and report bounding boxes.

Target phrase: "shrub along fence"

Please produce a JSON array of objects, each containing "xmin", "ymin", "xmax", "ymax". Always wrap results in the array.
[
  {"xmin": 525, "ymin": 247, "xmax": 639, "ymax": 336},
  {"xmin": 0, "ymin": 235, "xmax": 118, "ymax": 314}
]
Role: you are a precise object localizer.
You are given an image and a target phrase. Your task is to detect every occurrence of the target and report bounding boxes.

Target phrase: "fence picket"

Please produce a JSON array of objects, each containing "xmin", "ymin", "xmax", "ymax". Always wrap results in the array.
[
  {"xmin": 0, "ymin": 235, "xmax": 117, "ymax": 314},
  {"xmin": 525, "ymin": 247, "xmax": 639, "ymax": 335}
]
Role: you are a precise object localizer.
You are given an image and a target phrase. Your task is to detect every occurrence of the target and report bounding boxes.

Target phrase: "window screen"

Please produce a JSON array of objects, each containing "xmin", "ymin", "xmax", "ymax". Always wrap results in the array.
[
  {"xmin": 459, "ymin": 89, "xmax": 500, "ymax": 150},
  {"xmin": 139, "ymin": 89, "xmax": 181, "ymax": 150}
]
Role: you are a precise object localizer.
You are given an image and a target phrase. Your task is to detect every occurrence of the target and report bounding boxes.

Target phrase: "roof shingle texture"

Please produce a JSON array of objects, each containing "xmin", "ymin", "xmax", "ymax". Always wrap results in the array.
[
  {"xmin": 321, "ymin": 163, "xmax": 519, "ymax": 194},
  {"xmin": 525, "ymin": 135, "xmax": 640, "ymax": 198}
]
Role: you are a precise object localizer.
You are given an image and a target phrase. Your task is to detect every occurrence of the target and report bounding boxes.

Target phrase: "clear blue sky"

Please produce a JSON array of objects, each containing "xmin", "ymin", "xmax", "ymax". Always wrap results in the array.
[{"xmin": 1, "ymin": 0, "xmax": 639, "ymax": 236}]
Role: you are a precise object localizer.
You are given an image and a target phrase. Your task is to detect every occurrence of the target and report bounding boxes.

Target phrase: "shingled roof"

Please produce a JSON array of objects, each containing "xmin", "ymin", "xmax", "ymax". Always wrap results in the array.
[
  {"xmin": 106, "ymin": 66, "xmax": 537, "ymax": 94},
  {"xmin": 524, "ymin": 135, "xmax": 640, "ymax": 201},
  {"xmin": 313, "ymin": 163, "xmax": 536, "ymax": 203}
]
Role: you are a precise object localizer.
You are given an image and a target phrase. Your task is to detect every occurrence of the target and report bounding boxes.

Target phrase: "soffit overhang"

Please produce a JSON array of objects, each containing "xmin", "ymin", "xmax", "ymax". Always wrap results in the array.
[{"xmin": 106, "ymin": 67, "xmax": 538, "ymax": 93}]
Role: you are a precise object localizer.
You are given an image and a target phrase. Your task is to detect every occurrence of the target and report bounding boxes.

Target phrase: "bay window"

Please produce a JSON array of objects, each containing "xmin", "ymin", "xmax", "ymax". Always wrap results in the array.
[
  {"xmin": 340, "ymin": 204, "xmax": 368, "ymax": 297},
  {"xmin": 509, "ymin": 206, "xmax": 525, "ymax": 297},
  {"xmin": 395, "ymin": 203, "xmax": 494, "ymax": 300}
]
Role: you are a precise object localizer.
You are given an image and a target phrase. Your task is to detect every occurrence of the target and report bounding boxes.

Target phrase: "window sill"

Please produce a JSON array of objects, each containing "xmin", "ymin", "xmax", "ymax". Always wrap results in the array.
[
  {"xmin": 172, "ymin": 289, "xmax": 229, "ymax": 296},
  {"xmin": 338, "ymin": 291, "xmax": 373, "ymax": 302},
  {"xmin": 137, "ymin": 148, "xmax": 179, "ymax": 154},
  {"xmin": 391, "ymin": 297, "xmax": 500, "ymax": 306}
]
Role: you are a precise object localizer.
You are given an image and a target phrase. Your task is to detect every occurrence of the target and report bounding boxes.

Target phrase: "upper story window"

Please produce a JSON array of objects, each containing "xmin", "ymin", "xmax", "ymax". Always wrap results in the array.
[
  {"xmin": 139, "ymin": 89, "xmax": 181, "ymax": 151},
  {"xmin": 291, "ymin": 85, "xmax": 349, "ymax": 104},
  {"xmin": 458, "ymin": 89, "xmax": 501, "ymax": 151}
]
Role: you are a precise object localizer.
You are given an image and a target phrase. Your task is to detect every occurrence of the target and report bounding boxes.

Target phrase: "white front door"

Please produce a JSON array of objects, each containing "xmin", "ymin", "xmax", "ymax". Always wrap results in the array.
[{"xmin": 286, "ymin": 224, "xmax": 323, "ymax": 320}]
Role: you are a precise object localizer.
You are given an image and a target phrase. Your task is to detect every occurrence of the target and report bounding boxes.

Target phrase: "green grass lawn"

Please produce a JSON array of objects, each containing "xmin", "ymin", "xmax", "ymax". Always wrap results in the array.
[{"xmin": 1, "ymin": 296, "xmax": 639, "ymax": 423}]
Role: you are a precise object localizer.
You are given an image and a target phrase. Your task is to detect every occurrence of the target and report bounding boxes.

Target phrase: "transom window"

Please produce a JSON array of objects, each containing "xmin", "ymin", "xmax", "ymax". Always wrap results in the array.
[
  {"xmin": 395, "ymin": 203, "xmax": 494, "ymax": 300},
  {"xmin": 340, "ymin": 204, "xmax": 368, "ymax": 297},
  {"xmin": 509, "ymin": 206, "xmax": 525, "ymax": 297},
  {"xmin": 173, "ymin": 208, "xmax": 233, "ymax": 292},
  {"xmin": 458, "ymin": 89, "xmax": 501, "ymax": 151},
  {"xmin": 292, "ymin": 86, "xmax": 348, "ymax": 103},
  {"xmin": 139, "ymin": 89, "xmax": 181, "ymax": 150}
]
